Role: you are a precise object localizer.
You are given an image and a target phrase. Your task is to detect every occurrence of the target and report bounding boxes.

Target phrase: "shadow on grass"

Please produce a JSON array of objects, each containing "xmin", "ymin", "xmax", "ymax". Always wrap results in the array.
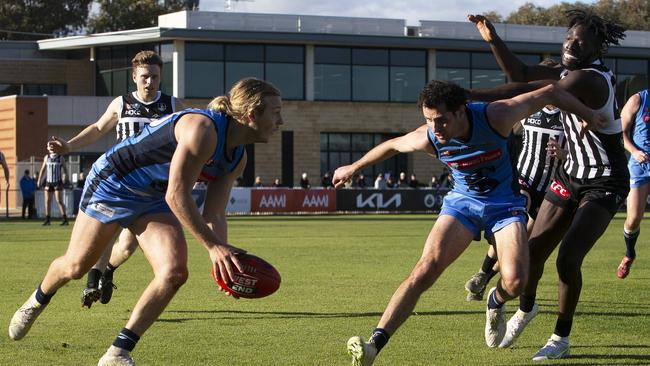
[{"xmin": 158, "ymin": 309, "xmax": 485, "ymax": 322}]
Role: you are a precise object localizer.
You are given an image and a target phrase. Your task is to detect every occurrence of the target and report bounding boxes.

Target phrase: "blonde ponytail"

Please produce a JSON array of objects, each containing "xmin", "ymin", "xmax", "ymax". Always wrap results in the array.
[{"xmin": 207, "ymin": 78, "xmax": 281, "ymax": 121}]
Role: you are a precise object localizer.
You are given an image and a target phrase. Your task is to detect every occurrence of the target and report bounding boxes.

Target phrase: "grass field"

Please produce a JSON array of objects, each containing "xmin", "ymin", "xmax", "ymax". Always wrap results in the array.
[{"xmin": 1, "ymin": 214, "xmax": 650, "ymax": 365}]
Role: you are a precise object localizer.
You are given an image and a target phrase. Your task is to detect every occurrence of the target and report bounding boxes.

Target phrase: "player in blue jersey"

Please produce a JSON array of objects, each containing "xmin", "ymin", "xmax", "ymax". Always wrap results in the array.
[
  {"xmin": 49, "ymin": 50, "xmax": 186, "ymax": 307},
  {"xmin": 617, "ymin": 89, "xmax": 650, "ymax": 278},
  {"xmin": 469, "ymin": 11, "xmax": 628, "ymax": 360},
  {"xmin": 333, "ymin": 80, "xmax": 602, "ymax": 366},
  {"xmin": 8, "ymin": 78, "xmax": 283, "ymax": 366}
]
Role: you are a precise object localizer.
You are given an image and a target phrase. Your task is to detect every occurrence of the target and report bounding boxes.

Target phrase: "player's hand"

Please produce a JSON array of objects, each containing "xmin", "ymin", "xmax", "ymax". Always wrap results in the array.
[
  {"xmin": 47, "ymin": 136, "xmax": 71, "ymax": 154},
  {"xmin": 468, "ymin": 14, "xmax": 498, "ymax": 43},
  {"xmin": 332, "ymin": 165, "xmax": 356, "ymax": 189},
  {"xmin": 632, "ymin": 150, "xmax": 649, "ymax": 164},
  {"xmin": 546, "ymin": 137, "xmax": 568, "ymax": 160},
  {"xmin": 209, "ymin": 243, "xmax": 246, "ymax": 286}
]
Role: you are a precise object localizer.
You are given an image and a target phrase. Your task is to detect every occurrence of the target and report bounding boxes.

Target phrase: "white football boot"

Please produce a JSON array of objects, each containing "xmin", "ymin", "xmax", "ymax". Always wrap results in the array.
[
  {"xmin": 499, "ymin": 303, "xmax": 539, "ymax": 348},
  {"xmin": 484, "ymin": 287, "xmax": 506, "ymax": 348},
  {"xmin": 347, "ymin": 336, "xmax": 377, "ymax": 366},
  {"xmin": 532, "ymin": 334, "xmax": 570, "ymax": 361},
  {"xmin": 8, "ymin": 290, "xmax": 47, "ymax": 340},
  {"xmin": 98, "ymin": 345, "xmax": 136, "ymax": 366}
]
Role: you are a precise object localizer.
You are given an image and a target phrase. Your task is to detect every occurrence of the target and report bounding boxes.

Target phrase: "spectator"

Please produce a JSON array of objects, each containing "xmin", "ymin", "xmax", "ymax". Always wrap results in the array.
[
  {"xmin": 355, "ymin": 173, "xmax": 367, "ymax": 188},
  {"xmin": 386, "ymin": 174, "xmax": 395, "ymax": 188},
  {"xmin": 439, "ymin": 168, "xmax": 451, "ymax": 188},
  {"xmin": 300, "ymin": 172, "xmax": 311, "ymax": 189},
  {"xmin": 254, "ymin": 176, "xmax": 264, "ymax": 187},
  {"xmin": 374, "ymin": 173, "xmax": 386, "ymax": 189},
  {"xmin": 76, "ymin": 171, "xmax": 86, "ymax": 189},
  {"xmin": 272, "ymin": 178, "xmax": 281, "ymax": 187},
  {"xmin": 321, "ymin": 171, "xmax": 333, "ymax": 188},
  {"xmin": 20, "ymin": 169, "xmax": 36, "ymax": 219},
  {"xmin": 409, "ymin": 174, "xmax": 420, "ymax": 188},
  {"xmin": 396, "ymin": 172, "xmax": 408, "ymax": 188},
  {"xmin": 429, "ymin": 176, "xmax": 440, "ymax": 189}
]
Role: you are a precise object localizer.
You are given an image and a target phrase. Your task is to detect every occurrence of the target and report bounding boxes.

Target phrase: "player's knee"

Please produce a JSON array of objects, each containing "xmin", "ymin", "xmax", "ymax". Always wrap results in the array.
[
  {"xmin": 500, "ymin": 275, "xmax": 526, "ymax": 297},
  {"xmin": 159, "ymin": 266, "xmax": 189, "ymax": 289},
  {"xmin": 65, "ymin": 260, "xmax": 93, "ymax": 280},
  {"xmin": 556, "ymin": 256, "xmax": 581, "ymax": 281}
]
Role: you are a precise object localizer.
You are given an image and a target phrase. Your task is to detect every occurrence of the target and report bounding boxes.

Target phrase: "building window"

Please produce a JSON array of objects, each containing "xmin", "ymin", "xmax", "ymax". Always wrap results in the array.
[
  {"xmin": 602, "ymin": 57, "xmax": 649, "ymax": 104},
  {"xmin": 185, "ymin": 42, "xmax": 304, "ymax": 100},
  {"xmin": 315, "ymin": 47, "xmax": 426, "ymax": 102},
  {"xmin": 320, "ymin": 132, "xmax": 407, "ymax": 182},
  {"xmin": 0, "ymin": 83, "xmax": 66, "ymax": 96}
]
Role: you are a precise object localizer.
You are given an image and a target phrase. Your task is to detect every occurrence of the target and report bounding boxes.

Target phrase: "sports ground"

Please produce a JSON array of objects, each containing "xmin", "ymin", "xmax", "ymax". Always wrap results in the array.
[{"xmin": 2, "ymin": 214, "xmax": 650, "ymax": 365}]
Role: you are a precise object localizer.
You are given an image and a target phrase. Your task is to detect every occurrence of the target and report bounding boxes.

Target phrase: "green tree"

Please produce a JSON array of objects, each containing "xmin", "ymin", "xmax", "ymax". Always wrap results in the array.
[
  {"xmin": 87, "ymin": 0, "xmax": 187, "ymax": 34},
  {"xmin": 0, "ymin": 0, "xmax": 91, "ymax": 40}
]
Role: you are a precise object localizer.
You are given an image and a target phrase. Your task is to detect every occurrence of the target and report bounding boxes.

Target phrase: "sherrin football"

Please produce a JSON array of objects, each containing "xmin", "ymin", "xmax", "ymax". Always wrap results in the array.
[{"xmin": 212, "ymin": 254, "xmax": 281, "ymax": 299}]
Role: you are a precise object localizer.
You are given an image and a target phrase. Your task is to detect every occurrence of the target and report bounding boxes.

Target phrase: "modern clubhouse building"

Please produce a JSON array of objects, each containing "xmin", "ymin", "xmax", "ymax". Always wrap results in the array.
[{"xmin": 1, "ymin": 10, "xmax": 649, "ymax": 207}]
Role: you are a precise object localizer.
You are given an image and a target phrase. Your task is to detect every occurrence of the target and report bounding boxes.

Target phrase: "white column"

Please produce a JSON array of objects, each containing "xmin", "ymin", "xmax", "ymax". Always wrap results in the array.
[{"xmin": 173, "ymin": 40, "xmax": 185, "ymax": 98}]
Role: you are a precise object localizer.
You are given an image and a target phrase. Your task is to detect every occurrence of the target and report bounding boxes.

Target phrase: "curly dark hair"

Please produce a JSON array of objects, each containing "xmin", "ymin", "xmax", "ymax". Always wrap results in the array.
[
  {"xmin": 417, "ymin": 80, "xmax": 467, "ymax": 112},
  {"xmin": 566, "ymin": 9, "xmax": 626, "ymax": 54}
]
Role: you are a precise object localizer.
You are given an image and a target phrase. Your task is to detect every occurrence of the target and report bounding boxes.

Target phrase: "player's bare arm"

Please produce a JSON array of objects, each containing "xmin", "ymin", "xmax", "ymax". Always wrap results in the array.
[
  {"xmin": 48, "ymin": 97, "xmax": 121, "ymax": 154},
  {"xmin": 620, "ymin": 93, "xmax": 646, "ymax": 162},
  {"xmin": 468, "ymin": 14, "xmax": 560, "ymax": 82},
  {"xmin": 333, "ymin": 125, "xmax": 434, "ymax": 188},
  {"xmin": 555, "ymin": 69, "xmax": 609, "ymax": 109},
  {"xmin": 166, "ymin": 113, "xmax": 244, "ymax": 283}
]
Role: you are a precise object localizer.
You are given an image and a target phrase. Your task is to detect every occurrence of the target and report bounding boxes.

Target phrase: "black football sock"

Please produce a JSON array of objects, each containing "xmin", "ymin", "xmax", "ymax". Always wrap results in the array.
[
  {"xmin": 554, "ymin": 318, "xmax": 573, "ymax": 338},
  {"xmin": 480, "ymin": 255, "xmax": 498, "ymax": 275},
  {"xmin": 35, "ymin": 284, "xmax": 56, "ymax": 305},
  {"xmin": 113, "ymin": 328, "xmax": 140, "ymax": 352},
  {"xmin": 104, "ymin": 263, "xmax": 118, "ymax": 277},
  {"xmin": 369, "ymin": 328, "xmax": 390, "ymax": 353},
  {"xmin": 519, "ymin": 294, "xmax": 536, "ymax": 313},
  {"xmin": 624, "ymin": 227, "xmax": 640, "ymax": 259},
  {"xmin": 87, "ymin": 268, "xmax": 102, "ymax": 289}
]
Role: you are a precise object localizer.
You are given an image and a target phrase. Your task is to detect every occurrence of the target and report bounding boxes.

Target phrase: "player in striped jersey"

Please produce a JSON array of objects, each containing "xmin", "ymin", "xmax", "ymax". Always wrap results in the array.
[
  {"xmin": 617, "ymin": 89, "xmax": 650, "ymax": 278},
  {"xmin": 38, "ymin": 148, "xmax": 68, "ymax": 225},
  {"xmin": 9, "ymin": 78, "xmax": 283, "ymax": 366},
  {"xmin": 464, "ymin": 104, "xmax": 567, "ymax": 302},
  {"xmin": 48, "ymin": 50, "xmax": 185, "ymax": 308},
  {"xmin": 469, "ymin": 10, "xmax": 628, "ymax": 360}
]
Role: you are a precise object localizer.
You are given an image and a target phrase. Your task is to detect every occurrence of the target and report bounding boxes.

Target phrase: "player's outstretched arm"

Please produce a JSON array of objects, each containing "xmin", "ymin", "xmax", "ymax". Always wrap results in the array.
[
  {"xmin": 332, "ymin": 125, "xmax": 434, "ymax": 188},
  {"xmin": 619, "ymin": 93, "xmax": 647, "ymax": 162},
  {"xmin": 166, "ymin": 113, "xmax": 244, "ymax": 284},
  {"xmin": 48, "ymin": 98, "xmax": 121, "ymax": 154},
  {"xmin": 467, "ymin": 14, "xmax": 560, "ymax": 82}
]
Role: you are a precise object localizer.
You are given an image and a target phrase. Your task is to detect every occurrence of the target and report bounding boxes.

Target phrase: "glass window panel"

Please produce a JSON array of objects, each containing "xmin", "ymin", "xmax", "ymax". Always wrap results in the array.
[
  {"xmin": 515, "ymin": 53, "xmax": 542, "ymax": 65},
  {"xmin": 390, "ymin": 49, "xmax": 426, "ymax": 67},
  {"xmin": 471, "ymin": 69, "xmax": 505, "ymax": 88},
  {"xmin": 314, "ymin": 47, "xmax": 350, "ymax": 65},
  {"xmin": 128, "ymin": 76, "xmax": 137, "ymax": 93},
  {"xmin": 617, "ymin": 58, "xmax": 648, "ymax": 74},
  {"xmin": 186, "ymin": 42, "xmax": 224, "ymax": 61},
  {"xmin": 352, "ymin": 48, "xmax": 389, "ymax": 66},
  {"xmin": 603, "ymin": 58, "xmax": 616, "ymax": 72},
  {"xmin": 471, "ymin": 52, "xmax": 500, "ymax": 69},
  {"xmin": 51, "ymin": 84, "xmax": 66, "ymax": 95},
  {"xmin": 226, "ymin": 44, "xmax": 264, "ymax": 62},
  {"xmin": 160, "ymin": 43, "xmax": 174, "ymax": 63},
  {"xmin": 186, "ymin": 61, "xmax": 224, "ymax": 98},
  {"xmin": 328, "ymin": 133, "xmax": 350, "ymax": 150},
  {"xmin": 23, "ymin": 84, "xmax": 39, "ymax": 95},
  {"xmin": 225, "ymin": 62, "xmax": 264, "ymax": 91},
  {"xmin": 320, "ymin": 134, "xmax": 328, "ymax": 150},
  {"xmin": 111, "ymin": 46, "xmax": 128, "ymax": 69},
  {"xmin": 328, "ymin": 152, "xmax": 342, "ymax": 171},
  {"xmin": 390, "ymin": 66, "xmax": 425, "ymax": 102},
  {"xmin": 266, "ymin": 45, "xmax": 303, "ymax": 63},
  {"xmin": 96, "ymin": 47, "xmax": 111, "ymax": 71},
  {"xmin": 161, "ymin": 61, "xmax": 173, "ymax": 95},
  {"xmin": 98, "ymin": 71, "xmax": 111, "ymax": 96},
  {"xmin": 436, "ymin": 51, "xmax": 470, "ymax": 68},
  {"xmin": 265, "ymin": 63, "xmax": 303, "ymax": 100},
  {"xmin": 320, "ymin": 152, "xmax": 328, "ymax": 176},
  {"xmin": 436, "ymin": 68, "xmax": 470, "ymax": 89},
  {"xmin": 353, "ymin": 65, "xmax": 388, "ymax": 101},
  {"xmin": 314, "ymin": 64, "xmax": 351, "ymax": 100},
  {"xmin": 111, "ymin": 69, "xmax": 128, "ymax": 96},
  {"xmin": 351, "ymin": 134, "xmax": 373, "ymax": 151}
]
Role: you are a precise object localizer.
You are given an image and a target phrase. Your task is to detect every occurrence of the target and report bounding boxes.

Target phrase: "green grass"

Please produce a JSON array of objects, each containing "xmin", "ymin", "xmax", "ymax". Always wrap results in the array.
[{"xmin": 1, "ymin": 214, "xmax": 650, "ymax": 365}]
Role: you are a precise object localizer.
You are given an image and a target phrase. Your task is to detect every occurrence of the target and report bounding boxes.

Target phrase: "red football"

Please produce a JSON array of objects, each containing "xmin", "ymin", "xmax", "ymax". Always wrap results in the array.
[{"xmin": 212, "ymin": 254, "xmax": 281, "ymax": 299}]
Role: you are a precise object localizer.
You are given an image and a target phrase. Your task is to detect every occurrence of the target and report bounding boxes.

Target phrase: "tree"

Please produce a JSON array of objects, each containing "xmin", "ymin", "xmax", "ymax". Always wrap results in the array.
[
  {"xmin": 87, "ymin": 0, "xmax": 188, "ymax": 34},
  {"xmin": 0, "ymin": 0, "xmax": 92, "ymax": 40}
]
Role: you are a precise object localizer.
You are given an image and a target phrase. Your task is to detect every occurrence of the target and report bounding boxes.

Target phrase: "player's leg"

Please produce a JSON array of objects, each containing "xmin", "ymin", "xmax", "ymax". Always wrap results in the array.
[
  {"xmin": 82, "ymin": 243, "xmax": 113, "ymax": 308},
  {"xmin": 100, "ymin": 229, "xmax": 140, "ymax": 304},
  {"xmin": 99, "ymin": 212, "xmax": 187, "ymax": 365},
  {"xmin": 43, "ymin": 188, "xmax": 52, "ymax": 225},
  {"xmin": 618, "ymin": 183, "xmax": 650, "ymax": 278},
  {"xmin": 9, "ymin": 211, "xmax": 120, "ymax": 340},
  {"xmin": 53, "ymin": 188, "xmax": 68, "ymax": 225},
  {"xmin": 464, "ymin": 244, "xmax": 498, "ymax": 301},
  {"xmin": 347, "ymin": 214, "xmax": 474, "ymax": 366}
]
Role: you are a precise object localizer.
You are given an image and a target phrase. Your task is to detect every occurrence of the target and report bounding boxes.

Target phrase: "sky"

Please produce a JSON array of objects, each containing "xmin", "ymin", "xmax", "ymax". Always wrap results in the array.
[{"xmin": 199, "ymin": 0, "xmax": 598, "ymax": 26}]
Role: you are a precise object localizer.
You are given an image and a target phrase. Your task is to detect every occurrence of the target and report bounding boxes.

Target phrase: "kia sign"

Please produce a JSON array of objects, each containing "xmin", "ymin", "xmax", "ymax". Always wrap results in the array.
[
  {"xmin": 251, "ymin": 188, "xmax": 336, "ymax": 213},
  {"xmin": 336, "ymin": 189, "xmax": 448, "ymax": 212}
]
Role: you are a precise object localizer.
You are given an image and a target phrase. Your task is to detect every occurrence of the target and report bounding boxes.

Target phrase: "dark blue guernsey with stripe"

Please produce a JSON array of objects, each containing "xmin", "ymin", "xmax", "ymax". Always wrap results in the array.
[{"xmin": 83, "ymin": 108, "xmax": 245, "ymax": 206}]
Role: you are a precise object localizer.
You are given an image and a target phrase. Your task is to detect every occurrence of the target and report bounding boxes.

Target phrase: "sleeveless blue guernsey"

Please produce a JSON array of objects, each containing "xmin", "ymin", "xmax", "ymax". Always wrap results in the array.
[
  {"xmin": 80, "ymin": 108, "xmax": 245, "ymax": 226},
  {"xmin": 632, "ymin": 90, "xmax": 650, "ymax": 152},
  {"xmin": 427, "ymin": 103, "xmax": 519, "ymax": 200}
]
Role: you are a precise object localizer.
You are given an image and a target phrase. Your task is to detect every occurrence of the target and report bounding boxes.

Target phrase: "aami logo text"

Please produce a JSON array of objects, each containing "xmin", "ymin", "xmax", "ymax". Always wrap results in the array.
[
  {"xmin": 550, "ymin": 180, "xmax": 570, "ymax": 200},
  {"xmin": 356, "ymin": 193, "xmax": 401, "ymax": 208},
  {"xmin": 259, "ymin": 194, "xmax": 287, "ymax": 208},
  {"xmin": 302, "ymin": 194, "xmax": 329, "ymax": 208}
]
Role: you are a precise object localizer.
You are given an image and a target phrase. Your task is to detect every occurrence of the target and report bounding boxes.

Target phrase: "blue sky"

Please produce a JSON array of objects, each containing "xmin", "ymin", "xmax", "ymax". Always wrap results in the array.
[{"xmin": 199, "ymin": 0, "xmax": 598, "ymax": 25}]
